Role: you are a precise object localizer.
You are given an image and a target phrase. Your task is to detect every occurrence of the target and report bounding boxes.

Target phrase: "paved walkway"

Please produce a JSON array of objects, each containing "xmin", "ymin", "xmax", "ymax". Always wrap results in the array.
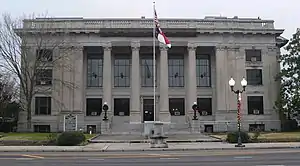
[
  {"xmin": 90, "ymin": 133, "xmax": 221, "ymax": 143},
  {"xmin": 0, "ymin": 142, "xmax": 300, "ymax": 152}
]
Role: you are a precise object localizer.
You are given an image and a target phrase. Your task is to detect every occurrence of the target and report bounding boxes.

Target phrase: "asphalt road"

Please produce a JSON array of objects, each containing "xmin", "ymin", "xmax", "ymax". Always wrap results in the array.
[{"xmin": 0, "ymin": 149, "xmax": 299, "ymax": 166}]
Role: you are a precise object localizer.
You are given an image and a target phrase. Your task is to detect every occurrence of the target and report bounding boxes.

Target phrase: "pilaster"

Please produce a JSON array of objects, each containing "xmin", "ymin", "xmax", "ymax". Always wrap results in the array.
[
  {"xmin": 102, "ymin": 42, "xmax": 112, "ymax": 118},
  {"xmin": 72, "ymin": 46, "xmax": 84, "ymax": 113},
  {"xmin": 159, "ymin": 45, "xmax": 170, "ymax": 122},
  {"xmin": 187, "ymin": 43, "xmax": 198, "ymax": 116},
  {"xmin": 130, "ymin": 41, "xmax": 141, "ymax": 123}
]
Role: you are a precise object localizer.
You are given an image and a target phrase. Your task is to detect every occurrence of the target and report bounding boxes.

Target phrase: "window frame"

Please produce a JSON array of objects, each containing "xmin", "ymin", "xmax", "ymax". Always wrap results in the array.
[
  {"xmin": 196, "ymin": 54, "xmax": 211, "ymax": 87},
  {"xmin": 247, "ymin": 96, "xmax": 264, "ymax": 115},
  {"xmin": 86, "ymin": 98, "xmax": 102, "ymax": 116},
  {"xmin": 245, "ymin": 49, "xmax": 262, "ymax": 62},
  {"xmin": 35, "ymin": 97, "xmax": 51, "ymax": 115},
  {"xmin": 168, "ymin": 54, "xmax": 185, "ymax": 87},
  {"xmin": 114, "ymin": 54, "xmax": 131, "ymax": 87},
  {"xmin": 246, "ymin": 69, "xmax": 263, "ymax": 85},
  {"xmin": 197, "ymin": 98, "xmax": 212, "ymax": 116},
  {"xmin": 87, "ymin": 47, "xmax": 103, "ymax": 87},
  {"xmin": 113, "ymin": 98, "xmax": 130, "ymax": 116},
  {"xmin": 169, "ymin": 98, "xmax": 185, "ymax": 116}
]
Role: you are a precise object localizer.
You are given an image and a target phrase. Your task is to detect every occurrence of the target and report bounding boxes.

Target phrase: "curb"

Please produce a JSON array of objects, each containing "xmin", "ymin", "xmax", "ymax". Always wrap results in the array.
[
  {"xmin": 0, "ymin": 146, "xmax": 300, "ymax": 152},
  {"xmin": 88, "ymin": 139, "xmax": 222, "ymax": 143}
]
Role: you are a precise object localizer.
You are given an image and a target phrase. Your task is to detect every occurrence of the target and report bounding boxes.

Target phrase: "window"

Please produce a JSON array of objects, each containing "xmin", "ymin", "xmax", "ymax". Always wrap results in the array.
[
  {"xmin": 246, "ymin": 69, "xmax": 262, "ymax": 85},
  {"xmin": 249, "ymin": 124, "xmax": 265, "ymax": 132},
  {"xmin": 114, "ymin": 55, "xmax": 131, "ymax": 87},
  {"xmin": 87, "ymin": 125, "xmax": 96, "ymax": 133},
  {"xmin": 140, "ymin": 55, "xmax": 157, "ymax": 87},
  {"xmin": 168, "ymin": 55, "xmax": 184, "ymax": 87},
  {"xmin": 36, "ymin": 69, "xmax": 52, "ymax": 85},
  {"xmin": 245, "ymin": 49, "xmax": 262, "ymax": 62},
  {"xmin": 114, "ymin": 98, "xmax": 130, "ymax": 116},
  {"xmin": 87, "ymin": 47, "xmax": 103, "ymax": 87},
  {"xmin": 204, "ymin": 125, "xmax": 214, "ymax": 133},
  {"xmin": 34, "ymin": 125, "xmax": 50, "ymax": 133},
  {"xmin": 169, "ymin": 98, "xmax": 185, "ymax": 116},
  {"xmin": 35, "ymin": 97, "xmax": 51, "ymax": 115},
  {"xmin": 197, "ymin": 98, "xmax": 212, "ymax": 115},
  {"xmin": 36, "ymin": 49, "xmax": 53, "ymax": 62},
  {"xmin": 86, "ymin": 98, "xmax": 102, "ymax": 116},
  {"xmin": 196, "ymin": 54, "xmax": 211, "ymax": 87},
  {"xmin": 247, "ymin": 96, "xmax": 264, "ymax": 115}
]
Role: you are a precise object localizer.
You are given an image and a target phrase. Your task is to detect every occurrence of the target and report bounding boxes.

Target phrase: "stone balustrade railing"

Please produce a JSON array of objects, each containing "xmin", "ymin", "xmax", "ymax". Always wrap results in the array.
[{"xmin": 22, "ymin": 17, "xmax": 275, "ymax": 30}]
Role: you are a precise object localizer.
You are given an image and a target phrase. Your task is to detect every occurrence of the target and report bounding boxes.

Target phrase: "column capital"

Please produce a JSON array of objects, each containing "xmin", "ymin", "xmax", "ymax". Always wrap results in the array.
[
  {"xmin": 159, "ymin": 44, "xmax": 169, "ymax": 51},
  {"xmin": 102, "ymin": 42, "xmax": 112, "ymax": 51},
  {"xmin": 187, "ymin": 43, "xmax": 197, "ymax": 51},
  {"xmin": 131, "ymin": 41, "xmax": 140, "ymax": 51}
]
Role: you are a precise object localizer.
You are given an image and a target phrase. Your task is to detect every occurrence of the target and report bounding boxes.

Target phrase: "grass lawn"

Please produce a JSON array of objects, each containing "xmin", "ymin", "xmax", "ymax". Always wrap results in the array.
[
  {"xmin": 210, "ymin": 132, "xmax": 300, "ymax": 142},
  {"xmin": 0, "ymin": 133, "xmax": 97, "ymax": 141}
]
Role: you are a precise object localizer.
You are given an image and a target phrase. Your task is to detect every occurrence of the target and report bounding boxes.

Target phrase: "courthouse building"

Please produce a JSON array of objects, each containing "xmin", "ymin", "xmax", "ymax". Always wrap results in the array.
[{"xmin": 17, "ymin": 16, "xmax": 288, "ymax": 133}]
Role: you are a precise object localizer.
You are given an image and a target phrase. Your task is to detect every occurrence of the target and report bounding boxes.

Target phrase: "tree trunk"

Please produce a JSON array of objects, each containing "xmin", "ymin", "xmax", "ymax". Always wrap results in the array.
[{"xmin": 26, "ymin": 105, "xmax": 32, "ymax": 131}]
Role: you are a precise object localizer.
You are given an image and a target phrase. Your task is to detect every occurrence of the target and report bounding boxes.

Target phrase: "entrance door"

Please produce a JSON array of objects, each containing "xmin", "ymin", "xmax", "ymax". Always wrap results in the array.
[{"xmin": 143, "ymin": 99, "xmax": 154, "ymax": 121}]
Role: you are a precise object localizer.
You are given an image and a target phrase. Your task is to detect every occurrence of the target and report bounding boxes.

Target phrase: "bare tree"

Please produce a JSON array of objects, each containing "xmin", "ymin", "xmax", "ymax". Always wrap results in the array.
[
  {"xmin": 0, "ymin": 14, "xmax": 76, "ymax": 131},
  {"xmin": 0, "ymin": 72, "xmax": 17, "ymax": 116}
]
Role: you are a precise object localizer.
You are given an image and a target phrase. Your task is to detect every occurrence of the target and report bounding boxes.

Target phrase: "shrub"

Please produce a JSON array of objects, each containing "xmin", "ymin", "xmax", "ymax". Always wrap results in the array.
[
  {"xmin": 226, "ymin": 131, "xmax": 250, "ymax": 143},
  {"xmin": 47, "ymin": 133, "xmax": 58, "ymax": 144},
  {"xmin": 56, "ymin": 131, "xmax": 86, "ymax": 146}
]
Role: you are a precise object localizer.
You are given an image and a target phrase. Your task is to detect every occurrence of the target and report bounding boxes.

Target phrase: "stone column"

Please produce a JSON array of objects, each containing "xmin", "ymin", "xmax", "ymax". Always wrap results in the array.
[
  {"xmin": 130, "ymin": 41, "xmax": 141, "ymax": 123},
  {"xmin": 159, "ymin": 45, "xmax": 170, "ymax": 122},
  {"xmin": 187, "ymin": 43, "xmax": 198, "ymax": 116},
  {"xmin": 102, "ymin": 42, "xmax": 112, "ymax": 119},
  {"xmin": 215, "ymin": 45, "xmax": 229, "ymax": 121}
]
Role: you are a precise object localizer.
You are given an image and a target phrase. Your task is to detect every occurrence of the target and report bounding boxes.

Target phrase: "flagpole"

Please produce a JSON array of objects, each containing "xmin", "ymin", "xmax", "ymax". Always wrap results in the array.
[{"xmin": 152, "ymin": 1, "xmax": 156, "ymax": 122}]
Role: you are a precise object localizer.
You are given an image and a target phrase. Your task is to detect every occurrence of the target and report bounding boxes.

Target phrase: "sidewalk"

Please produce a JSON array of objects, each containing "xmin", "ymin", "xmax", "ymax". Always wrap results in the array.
[{"xmin": 1, "ymin": 142, "xmax": 300, "ymax": 152}]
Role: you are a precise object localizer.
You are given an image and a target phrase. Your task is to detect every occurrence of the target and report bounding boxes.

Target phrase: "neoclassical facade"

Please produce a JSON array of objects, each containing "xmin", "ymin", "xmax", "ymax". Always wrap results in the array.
[{"xmin": 17, "ymin": 16, "xmax": 287, "ymax": 133}]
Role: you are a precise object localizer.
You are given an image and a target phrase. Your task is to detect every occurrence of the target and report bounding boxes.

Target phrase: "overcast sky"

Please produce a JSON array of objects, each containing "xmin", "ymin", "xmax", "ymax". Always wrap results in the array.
[{"xmin": 1, "ymin": 0, "xmax": 299, "ymax": 40}]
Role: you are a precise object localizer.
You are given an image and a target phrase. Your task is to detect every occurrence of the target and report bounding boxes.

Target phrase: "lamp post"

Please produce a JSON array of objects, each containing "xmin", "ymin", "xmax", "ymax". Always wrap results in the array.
[
  {"xmin": 228, "ymin": 77, "xmax": 247, "ymax": 147},
  {"xmin": 102, "ymin": 102, "xmax": 109, "ymax": 121},
  {"xmin": 192, "ymin": 102, "xmax": 198, "ymax": 120}
]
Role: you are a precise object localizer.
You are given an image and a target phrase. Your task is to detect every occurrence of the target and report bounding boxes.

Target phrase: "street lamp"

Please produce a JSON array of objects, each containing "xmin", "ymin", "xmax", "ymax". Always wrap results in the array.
[
  {"xmin": 102, "ymin": 102, "xmax": 109, "ymax": 121},
  {"xmin": 192, "ymin": 102, "xmax": 198, "ymax": 120},
  {"xmin": 228, "ymin": 77, "xmax": 247, "ymax": 147}
]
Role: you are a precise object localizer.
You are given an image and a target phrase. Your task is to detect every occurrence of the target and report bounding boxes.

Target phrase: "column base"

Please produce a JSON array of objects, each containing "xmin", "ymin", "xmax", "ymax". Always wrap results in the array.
[
  {"xmin": 101, "ymin": 120, "xmax": 111, "ymax": 134},
  {"xmin": 158, "ymin": 112, "xmax": 171, "ymax": 123},
  {"xmin": 191, "ymin": 120, "xmax": 201, "ymax": 133},
  {"xmin": 130, "ymin": 112, "xmax": 142, "ymax": 123}
]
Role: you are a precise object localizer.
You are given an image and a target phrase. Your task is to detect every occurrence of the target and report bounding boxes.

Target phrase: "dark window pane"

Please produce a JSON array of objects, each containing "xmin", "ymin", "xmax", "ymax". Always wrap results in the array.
[
  {"xmin": 196, "ymin": 54, "xmax": 211, "ymax": 87},
  {"xmin": 168, "ymin": 54, "xmax": 184, "ymax": 87},
  {"xmin": 86, "ymin": 46, "xmax": 103, "ymax": 87},
  {"xmin": 247, "ymin": 96, "xmax": 264, "ymax": 114},
  {"xmin": 246, "ymin": 69, "xmax": 262, "ymax": 85},
  {"xmin": 35, "ymin": 97, "xmax": 51, "ymax": 115},
  {"xmin": 140, "ymin": 55, "xmax": 157, "ymax": 87},
  {"xmin": 169, "ymin": 98, "xmax": 185, "ymax": 116},
  {"xmin": 34, "ymin": 125, "xmax": 50, "ymax": 133},
  {"xmin": 197, "ymin": 98, "xmax": 212, "ymax": 115},
  {"xmin": 114, "ymin": 55, "xmax": 131, "ymax": 87},
  {"xmin": 36, "ymin": 49, "xmax": 53, "ymax": 62},
  {"xmin": 86, "ymin": 98, "xmax": 102, "ymax": 116},
  {"xmin": 36, "ymin": 69, "xmax": 52, "ymax": 85},
  {"xmin": 114, "ymin": 98, "xmax": 130, "ymax": 116},
  {"xmin": 245, "ymin": 49, "xmax": 262, "ymax": 61}
]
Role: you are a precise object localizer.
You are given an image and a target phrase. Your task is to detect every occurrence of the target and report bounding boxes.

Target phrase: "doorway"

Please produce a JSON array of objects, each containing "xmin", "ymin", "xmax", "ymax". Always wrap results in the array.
[{"xmin": 143, "ymin": 99, "xmax": 154, "ymax": 121}]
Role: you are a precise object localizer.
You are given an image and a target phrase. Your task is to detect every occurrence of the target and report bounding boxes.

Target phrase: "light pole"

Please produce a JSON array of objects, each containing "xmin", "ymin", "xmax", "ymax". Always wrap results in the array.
[
  {"xmin": 228, "ymin": 77, "xmax": 247, "ymax": 147},
  {"xmin": 192, "ymin": 102, "xmax": 198, "ymax": 120},
  {"xmin": 102, "ymin": 102, "xmax": 109, "ymax": 121}
]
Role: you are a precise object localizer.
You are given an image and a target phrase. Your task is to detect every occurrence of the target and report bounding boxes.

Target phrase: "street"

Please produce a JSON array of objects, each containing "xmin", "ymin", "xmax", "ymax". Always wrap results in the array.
[{"xmin": 0, "ymin": 149, "xmax": 299, "ymax": 165}]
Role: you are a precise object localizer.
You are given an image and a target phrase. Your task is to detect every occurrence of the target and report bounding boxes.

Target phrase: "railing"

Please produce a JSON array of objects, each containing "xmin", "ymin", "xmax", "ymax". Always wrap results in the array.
[{"xmin": 23, "ymin": 18, "xmax": 275, "ymax": 30}]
